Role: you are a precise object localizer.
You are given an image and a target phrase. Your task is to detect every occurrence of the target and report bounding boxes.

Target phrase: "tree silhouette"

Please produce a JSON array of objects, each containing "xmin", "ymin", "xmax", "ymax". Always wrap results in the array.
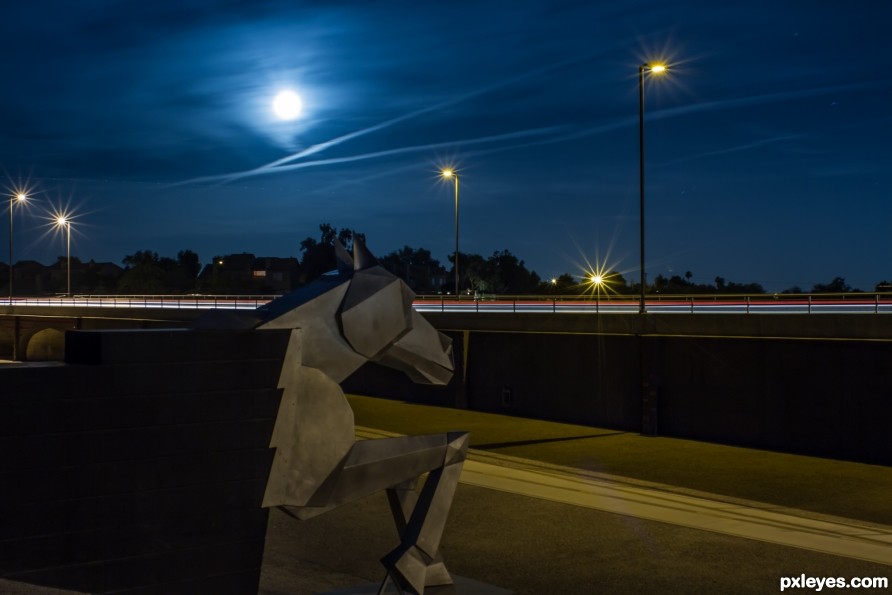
[
  {"xmin": 177, "ymin": 250, "xmax": 201, "ymax": 280},
  {"xmin": 9, "ymin": 218, "xmax": 884, "ymax": 297},
  {"xmin": 811, "ymin": 277, "xmax": 852, "ymax": 293},
  {"xmin": 379, "ymin": 246, "xmax": 446, "ymax": 293},
  {"xmin": 118, "ymin": 251, "xmax": 164, "ymax": 294},
  {"xmin": 118, "ymin": 249, "xmax": 201, "ymax": 293},
  {"xmin": 446, "ymin": 250, "xmax": 540, "ymax": 294},
  {"xmin": 298, "ymin": 223, "xmax": 363, "ymax": 285},
  {"xmin": 483, "ymin": 249, "xmax": 541, "ymax": 294},
  {"xmin": 539, "ymin": 273, "xmax": 577, "ymax": 294}
]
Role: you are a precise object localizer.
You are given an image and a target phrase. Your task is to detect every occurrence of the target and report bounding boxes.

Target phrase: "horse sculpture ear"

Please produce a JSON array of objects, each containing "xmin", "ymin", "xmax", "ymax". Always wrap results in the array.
[
  {"xmin": 352, "ymin": 236, "xmax": 378, "ymax": 271},
  {"xmin": 335, "ymin": 240, "xmax": 354, "ymax": 275}
]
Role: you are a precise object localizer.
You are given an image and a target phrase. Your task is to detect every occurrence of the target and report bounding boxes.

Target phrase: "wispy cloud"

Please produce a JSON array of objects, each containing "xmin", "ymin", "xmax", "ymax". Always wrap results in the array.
[
  {"xmin": 660, "ymin": 134, "xmax": 803, "ymax": 165},
  {"xmin": 659, "ymin": 79, "xmax": 891, "ymax": 120}
]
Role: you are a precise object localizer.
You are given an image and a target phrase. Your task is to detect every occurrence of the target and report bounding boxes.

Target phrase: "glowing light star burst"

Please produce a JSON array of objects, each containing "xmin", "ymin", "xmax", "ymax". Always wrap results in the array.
[
  {"xmin": 44, "ymin": 206, "xmax": 78, "ymax": 240},
  {"xmin": 273, "ymin": 90, "xmax": 303, "ymax": 121},
  {"xmin": 581, "ymin": 264, "xmax": 620, "ymax": 299}
]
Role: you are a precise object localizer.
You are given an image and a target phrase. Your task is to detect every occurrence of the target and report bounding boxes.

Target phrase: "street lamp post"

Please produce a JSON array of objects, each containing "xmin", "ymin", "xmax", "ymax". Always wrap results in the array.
[
  {"xmin": 441, "ymin": 169, "xmax": 460, "ymax": 297},
  {"xmin": 590, "ymin": 274, "xmax": 604, "ymax": 313},
  {"xmin": 638, "ymin": 63, "xmax": 666, "ymax": 314},
  {"xmin": 596, "ymin": 275, "xmax": 602, "ymax": 313},
  {"xmin": 56, "ymin": 216, "xmax": 71, "ymax": 297},
  {"xmin": 9, "ymin": 192, "xmax": 27, "ymax": 301}
]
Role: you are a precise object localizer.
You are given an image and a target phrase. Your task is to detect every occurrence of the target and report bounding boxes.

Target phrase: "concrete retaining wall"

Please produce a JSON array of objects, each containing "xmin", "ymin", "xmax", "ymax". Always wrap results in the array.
[
  {"xmin": 350, "ymin": 329, "xmax": 892, "ymax": 466},
  {"xmin": 647, "ymin": 335, "xmax": 892, "ymax": 464},
  {"xmin": 0, "ymin": 328, "xmax": 289, "ymax": 594}
]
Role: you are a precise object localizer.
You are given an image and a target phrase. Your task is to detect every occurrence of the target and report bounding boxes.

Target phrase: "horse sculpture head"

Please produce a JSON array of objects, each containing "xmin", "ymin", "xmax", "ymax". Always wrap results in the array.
[{"xmin": 199, "ymin": 238, "xmax": 454, "ymax": 387}]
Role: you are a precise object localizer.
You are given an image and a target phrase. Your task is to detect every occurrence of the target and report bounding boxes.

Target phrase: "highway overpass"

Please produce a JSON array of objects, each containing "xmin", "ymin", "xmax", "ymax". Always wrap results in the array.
[
  {"xmin": 3, "ymin": 297, "xmax": 891, "ymax": 464},
  {"xmin": 2, "ymin": 293, "xmax": 891, "ymax": 362}
]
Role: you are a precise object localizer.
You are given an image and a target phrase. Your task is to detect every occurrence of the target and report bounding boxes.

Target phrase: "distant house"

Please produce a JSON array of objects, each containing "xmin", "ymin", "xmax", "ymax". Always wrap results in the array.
[
  {"xmin": 251, "ymin": 257, "xmax": 300, "ymax": 292},
  {"xmin": 198, "ymin": 253, "xmax": 300, "ymax": 294}
]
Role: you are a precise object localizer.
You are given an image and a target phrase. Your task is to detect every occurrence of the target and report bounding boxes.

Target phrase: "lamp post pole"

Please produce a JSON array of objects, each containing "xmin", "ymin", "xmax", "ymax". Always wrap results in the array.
[
  {"xmin": 55, "ymin": 216, "xmax": 71, "ymax": 297},
  {"xmin": 590, "ymin": 274, "xmax": 603, "ymax": 313},
  {"xmin": 638, "ymin": 63, "xmax": 666, "ymax": 314},
  {"xmin": 453, "ymin": 173, "xmax": 459, "ymax": 297},
  {"xmin": 9, "ymin": 193, "xmax": 26, "ymax": 301},
  {"xmin": 66, "ymin": 221, "xmax": 71, "ymax": 297},
  {"xmin": 441, "ymin": 169, "xmax": 460, "ymax": 297},
  {"xmin": 638, "ymin": 65, "xmax": 646, "ymax": 314}
]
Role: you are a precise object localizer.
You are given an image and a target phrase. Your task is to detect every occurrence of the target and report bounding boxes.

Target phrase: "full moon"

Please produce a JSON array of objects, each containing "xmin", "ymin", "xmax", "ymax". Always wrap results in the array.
[{"xmin": 273, "ymin": 90, "xmax": 302, "ymax": 120}]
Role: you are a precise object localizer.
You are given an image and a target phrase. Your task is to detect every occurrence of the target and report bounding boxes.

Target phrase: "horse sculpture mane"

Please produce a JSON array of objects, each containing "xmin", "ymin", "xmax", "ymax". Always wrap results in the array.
[{"xmin": 200, "ymin": 238, "xmax": 468, "ymax": 594}]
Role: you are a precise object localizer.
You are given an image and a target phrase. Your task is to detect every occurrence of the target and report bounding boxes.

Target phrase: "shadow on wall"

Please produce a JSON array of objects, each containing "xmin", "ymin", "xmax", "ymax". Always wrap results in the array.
[
  {"xmin": 26, "ymin": 328, "xmax": 65, "ymax": 361},
  {"xmin": 0, "ymin": 328, "xmax": 11, "ymax": 359}
]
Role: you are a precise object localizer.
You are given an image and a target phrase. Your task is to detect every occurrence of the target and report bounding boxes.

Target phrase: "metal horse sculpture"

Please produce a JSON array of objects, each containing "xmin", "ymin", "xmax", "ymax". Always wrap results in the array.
[{"xmin": 203, "ymin": 239, "xmax": 467, "ymax": 594}]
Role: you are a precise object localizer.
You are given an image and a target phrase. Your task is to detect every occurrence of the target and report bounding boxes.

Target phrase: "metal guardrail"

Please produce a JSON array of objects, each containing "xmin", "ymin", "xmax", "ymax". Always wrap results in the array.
[
  {"xmin": 412, "ymin": 292, "xmax": 892, "ymax": 314},
  {"xmin": 0, "ymin": 294, "xmax": 278, "ymax": 310},
  {"xmin": 1, "ymin": 292, "xmax": 890, "ymax": 313}
]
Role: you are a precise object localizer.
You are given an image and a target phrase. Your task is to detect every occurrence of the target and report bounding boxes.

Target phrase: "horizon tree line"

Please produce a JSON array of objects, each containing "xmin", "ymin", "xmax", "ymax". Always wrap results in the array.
[{"xmin": 1, "ymin": 222, "xmax": 888, "ymax": 295}]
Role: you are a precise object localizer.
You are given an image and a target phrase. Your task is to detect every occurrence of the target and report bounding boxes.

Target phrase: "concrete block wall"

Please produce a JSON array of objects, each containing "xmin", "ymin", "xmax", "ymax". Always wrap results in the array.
[{"xmin": 0, "ymin": 328, "xmax": 289, "ymax": 594}]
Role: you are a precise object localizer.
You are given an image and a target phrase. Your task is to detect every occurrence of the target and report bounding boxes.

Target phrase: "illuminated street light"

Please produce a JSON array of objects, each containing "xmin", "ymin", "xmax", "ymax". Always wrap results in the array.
[
  {"xmin": 9, "ymin": 192, "xmax": 27, "ymax": 301},
  {"xmin": 638, "ymin": 62, "xmax": 667, "ymax": 314},
  {"xmin": 441, "ymin": 168, "xmax": 460, "ymax": 296},
  {"xmin": 55, "ymin": 215, "xmax": 71, "ymax": 297}
]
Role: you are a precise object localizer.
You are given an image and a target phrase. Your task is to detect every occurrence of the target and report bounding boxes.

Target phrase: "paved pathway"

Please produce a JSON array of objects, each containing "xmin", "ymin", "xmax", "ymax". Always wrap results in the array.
[{"xmin": 359, "ymin": 427, "xmax": 892, "ymax": 569}]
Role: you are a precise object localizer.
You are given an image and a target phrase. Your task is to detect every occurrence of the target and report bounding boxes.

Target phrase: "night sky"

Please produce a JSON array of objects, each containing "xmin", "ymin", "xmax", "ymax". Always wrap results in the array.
[{"xmin": 2, "ymin": 1, "xmax": 890, "ymax": 292}]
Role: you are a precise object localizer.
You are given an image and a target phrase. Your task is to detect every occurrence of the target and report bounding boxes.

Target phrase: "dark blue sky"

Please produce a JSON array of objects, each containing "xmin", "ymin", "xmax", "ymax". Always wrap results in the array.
[{"xmin": 2, "ymin": 1, "xmax": 890, "ymax": 291}]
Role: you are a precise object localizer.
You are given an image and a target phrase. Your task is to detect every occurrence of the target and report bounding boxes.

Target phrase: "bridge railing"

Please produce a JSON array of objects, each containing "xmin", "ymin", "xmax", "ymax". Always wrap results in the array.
[
  {"xmin": 412, "ymin": 291, "xmax": 892, "ymax": 313},
  {"xmin": 1, "ymin": 294, "xmax": 279, "ymax": 310},
  {"xmin": 2, "ymin": 292, "xmax": 890, "ymax": 313}
]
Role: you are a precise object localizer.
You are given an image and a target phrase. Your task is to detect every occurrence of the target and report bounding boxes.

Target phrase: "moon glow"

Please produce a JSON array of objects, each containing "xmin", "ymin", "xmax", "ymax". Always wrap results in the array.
[{"xmin": 273, "ymin": 90, "xmax": 303, "ymax": 120}]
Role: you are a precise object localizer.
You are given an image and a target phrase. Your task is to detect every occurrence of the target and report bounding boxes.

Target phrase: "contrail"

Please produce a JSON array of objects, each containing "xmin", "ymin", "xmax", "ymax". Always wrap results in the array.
[{"xmin": 180, "ymin": 126, "xmax": 567, "ymax": 184}]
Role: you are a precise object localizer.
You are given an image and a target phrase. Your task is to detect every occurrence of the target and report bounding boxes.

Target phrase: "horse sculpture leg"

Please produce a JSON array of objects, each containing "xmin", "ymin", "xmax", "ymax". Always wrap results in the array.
[
  {"xmin": 380, "ymin": 432, "xmax": 469, "ymax": 594},
  {"xmin": 276, "ymin": 431, "xmax": 469, "ymax": 594},
  {"xmin": 383, "ymin": 478, "xmax": 447, "ymax": 594}
]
